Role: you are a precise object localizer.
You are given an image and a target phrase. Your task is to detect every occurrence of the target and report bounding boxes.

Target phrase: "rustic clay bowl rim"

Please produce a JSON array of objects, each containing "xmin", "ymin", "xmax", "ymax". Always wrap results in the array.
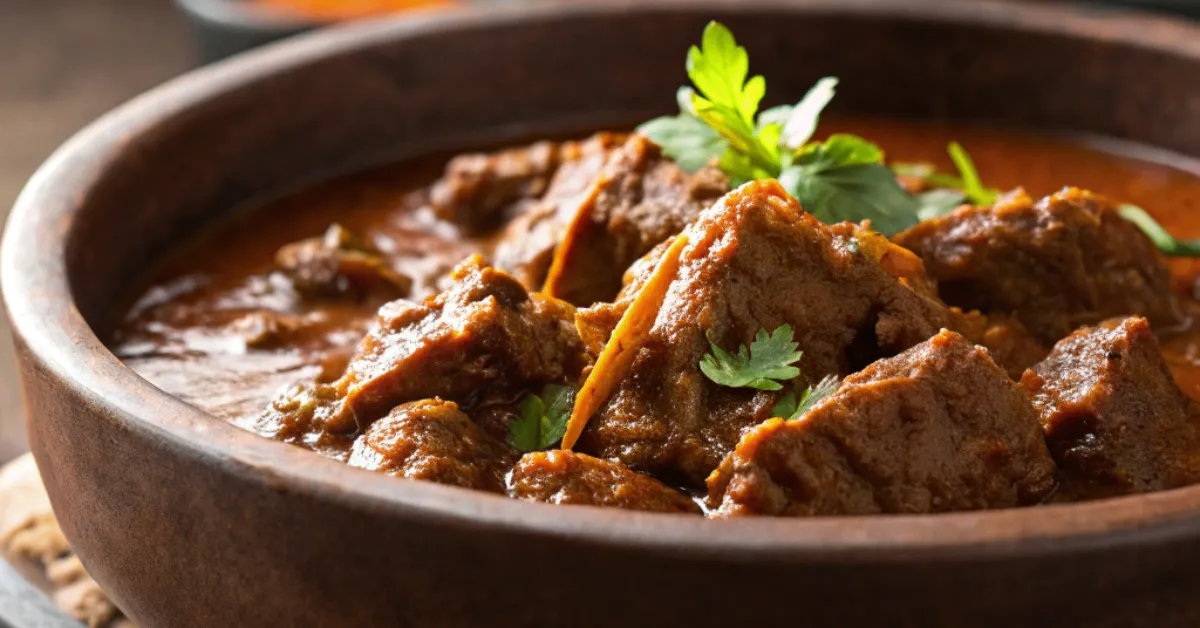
[{"xmin": 6, "ymin": 0, "xmax": 1200, "ymax": 564}]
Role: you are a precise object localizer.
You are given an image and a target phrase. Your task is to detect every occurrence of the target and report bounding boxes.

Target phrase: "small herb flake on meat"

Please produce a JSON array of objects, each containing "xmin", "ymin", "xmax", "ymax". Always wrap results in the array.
[
  {"xmin": 699, "ymin": 324, "xmax": 804, "ymax": 391},
  {"xmin": 508, "ymin": 384, "xmax": 575, "ymax": 453}
]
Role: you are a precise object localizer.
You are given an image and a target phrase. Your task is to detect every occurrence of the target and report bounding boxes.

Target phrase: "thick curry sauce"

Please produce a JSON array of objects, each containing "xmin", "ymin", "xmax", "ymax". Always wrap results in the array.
[{"xmin": 108, "ymin": 119, "xmax": 1200, "ymax": 512}]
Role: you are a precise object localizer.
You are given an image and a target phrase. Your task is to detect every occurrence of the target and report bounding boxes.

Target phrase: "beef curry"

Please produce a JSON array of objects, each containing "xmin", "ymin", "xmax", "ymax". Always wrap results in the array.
[{"xmin": 108, "ymin": 25, "xmax": 1200, "ymax": 518}]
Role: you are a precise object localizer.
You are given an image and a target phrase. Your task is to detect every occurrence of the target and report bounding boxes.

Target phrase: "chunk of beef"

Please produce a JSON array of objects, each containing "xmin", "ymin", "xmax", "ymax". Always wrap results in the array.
[
  {"xmin": 491, "ymin": 134, "xmax": 625, "ymax": 288},
  {"xmin": 948, "ymin": 309, "xmax": 1048, "ymax": 379},
  {"xmin": 707, "ymin": 330, "xmax": 1057, "ymax": 516},
  {"xmin": 894, "ymin": 188, "xmax": 1185, "ymax": 344},
  {"xmin": 348, "ymin": 399, "xmax": 515, "ymax": 493},
  {"xmin": 429, "ymin": 140, "xmax": 566, "ymax": 233},
  {"xmin": 274, "ymin": 224, "xmax": 411, "ymax": 301},
  {"xmin": 490, "ymin": 134, "xmax": 727, "ymax": 302},
  {"xmin": 508, "ymin": 450, "xmax": 700, "ymax": 514},
  {"xmin": 541, "ymin": 135, "xmax": 728, "ymax": 305},
  {"xmin": 815, "ymin": 222, "xmax": 1046, "ymax": 377},
  {"xmin": 1020, "ymin": 316, "xmax": 1200, "ymax": 499},
  {"xmin": 574, "ymin": 239, "xmax": 672, "ymax": 359},
  {"xmin": 576, "ymin": 180, "xmax": 952, "ymax": 484},
  {"xmin": 256, "ymin": 256, "xmax": 589, "ymax": 441}
]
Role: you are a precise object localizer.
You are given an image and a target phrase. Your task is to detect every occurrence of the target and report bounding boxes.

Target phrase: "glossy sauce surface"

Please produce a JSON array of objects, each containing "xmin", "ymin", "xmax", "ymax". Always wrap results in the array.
[{"xmin": 108, "ymin": 119, "xmax": 1200, "ymax": 445}]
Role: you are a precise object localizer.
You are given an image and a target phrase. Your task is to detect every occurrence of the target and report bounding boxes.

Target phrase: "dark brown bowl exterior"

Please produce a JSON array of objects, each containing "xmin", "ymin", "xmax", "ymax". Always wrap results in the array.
[{"xmin": 6, "ymin": 1, "xmax": 1200, "ymax": 626}]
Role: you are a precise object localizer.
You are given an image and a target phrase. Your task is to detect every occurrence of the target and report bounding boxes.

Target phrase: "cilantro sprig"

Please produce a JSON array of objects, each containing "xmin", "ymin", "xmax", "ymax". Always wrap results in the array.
[
  {"xmin": 508, "ymin": 384, "xmax": 575, "ymax": 453},
  {"xmin": 894, "ymin": 142, "xmax": 1002, "ymax": 220},
  {"xmin": 638, "ymin": 21, "xmax": 920, "ymax": 236},
  {"xmin": 1117, "ymin": 204, "xmax": 1200, "ymax": 257},
  {"xmin": 698, "ymin": 323, "xmax": 841, "ymax": 418},
  {"xmin": 771, "ymin": 374, "xmax": 841, "ymax": 421},
  {"xmin": 699, "ymin": 324, "xmax": 803, "ymax": 391}
]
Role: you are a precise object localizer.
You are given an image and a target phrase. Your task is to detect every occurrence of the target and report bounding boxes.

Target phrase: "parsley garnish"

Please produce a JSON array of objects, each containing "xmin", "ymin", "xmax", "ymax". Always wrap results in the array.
[
  {"xmin": 508, "ymin": 384, "xmax": 575, "ymax": 452},
  {"xmin": 780, "ymin": 135, "xmax": 923, "ymax": 235},
  {"xmin": 771, "ymin": 374, "xmax": 841, "ymax": 420},
  {"xmin": 895, "ymin": 142, "xmax": 1001, "ymax": 219},
  {"xmin": 1117, "ymin": 204, "xmax": 1200, "ymax": 257},
  {"xmin": 699, "ymin": 324, "xmax": 803, "ymax": 391},
  {"xmin": 638, "ymin": 21, "xmax": 919, "ymax": 236}
]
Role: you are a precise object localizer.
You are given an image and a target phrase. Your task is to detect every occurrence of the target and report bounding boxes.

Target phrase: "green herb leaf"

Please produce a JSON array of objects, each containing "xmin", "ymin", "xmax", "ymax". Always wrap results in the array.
[
  {"xmin": 638, "ymin": 113, "xmax": 728, "ymax": 172},
  {"xmin": 780, "ymin": 77, "xmax": 838, "ymax": 151},
  {"xmin": 508, "ymin": 384, "xmax": 576, "ymax": 453},
  {"xmin": 893, "ymin": 143, "xmax": 1000, "ymax": 207},
  {"xmin": 771, "ymin": 374, "xmax": 841, "ymax": 420},
  {"xmin": 794, "ymin": 133, "xmax": 884, "ymax": 169},
  {"xmin": 914, "ymin": 188, "xmax": 968, "ymax": 221},
  {"xmin": 686, "ymin": 22, "xmax": 764, "ymax": 123},
  {"xmin": 756, "ymin": 104, "xmax": 793, "ymax": 133},
  {"xmin": 640, "ymin": 22, "xmax": 922, "ymax": 235},
  {"xmin": 684, "ymin": 22, "xmax": 778, "ymax": 173},
  {"xmin": 947, "ymin": 142, "xmax": 997, "ymax": 206},
  {"xmin": 781, "ymin": 135, "xmax": 920, "ymax": 235},
  {"xmin": 1117, "ymin": 204, "xmax": 1200, "ymax": 257},
  {"xmin": 699, "ymin": 324, "xmax": 804, "ymax": 391}
]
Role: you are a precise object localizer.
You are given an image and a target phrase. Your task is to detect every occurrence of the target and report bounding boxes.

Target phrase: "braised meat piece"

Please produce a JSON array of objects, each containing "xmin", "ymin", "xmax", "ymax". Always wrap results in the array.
[
  {"xmin": 490, "ymin": 134, "xmax": 727, "ymax": 302},
  {"xmin": 430, "ymin": 140, "xmax": 571, "ymax": 233},
  {"xmin": 256, "ymin": 256, "xmax": 589, "ymax": 441},
  {"xmin": 575, "ymin": 180, "xmax": 952, "ymax": 484},
  {"xmin": 508, "ymin": 450, "xmax": 700, "ymax": 514},
  {"xmin": 348, "ymin": 399, "xmax": 515, "ymax": 493},
  {"xmin": 894, "ymin": 187, "xmax": 1185, "ymax": 344},
  {"xmin": 1021, "ymin": 316, "xmax": 1200, "ymax": 499},
  {"xmin": 491, "ymin": 134, "xmax": 625, "ymax": 289},
  {"xmin": 541, "ymin": 135, "xmax": 728, "ymax": 306},
  {"xmin": 948, "ymin": 309, "xmax": 1048, "ymax": 379},
  {"xmin": 275, "ymin": 223, "xmax": 411, "ymax": 301},
  {"xmin": 707, "ymin": 330, "xmax": 1057, "ymax": 517}
]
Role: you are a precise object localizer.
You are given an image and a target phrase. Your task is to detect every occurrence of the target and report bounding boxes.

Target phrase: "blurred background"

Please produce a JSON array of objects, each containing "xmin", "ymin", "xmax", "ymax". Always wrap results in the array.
[{"xmin": 0, "ymin": 0, "xmax": 1196, "ymax": 625}]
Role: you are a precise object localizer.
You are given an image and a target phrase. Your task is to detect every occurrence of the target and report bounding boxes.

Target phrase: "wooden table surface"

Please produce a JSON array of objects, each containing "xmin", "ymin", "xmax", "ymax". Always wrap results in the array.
[{"xmin": 0, "ymin": 0, "xmax": 193, "ymax": 461}]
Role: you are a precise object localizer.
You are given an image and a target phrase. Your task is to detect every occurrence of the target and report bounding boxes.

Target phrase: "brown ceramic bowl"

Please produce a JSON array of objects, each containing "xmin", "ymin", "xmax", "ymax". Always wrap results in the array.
[{"xmin": 5, "ymin": 1, "xmax": 1200, "ymax": 626}]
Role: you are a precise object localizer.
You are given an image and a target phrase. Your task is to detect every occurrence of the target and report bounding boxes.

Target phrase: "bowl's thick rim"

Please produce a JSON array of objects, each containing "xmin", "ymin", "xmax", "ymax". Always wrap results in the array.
[{"xmin": 7, "ymin": 0, "xmax": 1200, "ymax": 563}]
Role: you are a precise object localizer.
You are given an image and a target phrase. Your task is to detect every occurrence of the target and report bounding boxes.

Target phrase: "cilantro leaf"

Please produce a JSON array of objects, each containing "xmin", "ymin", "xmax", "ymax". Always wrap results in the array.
[
  {"xmin": 893, "ymin": 142, "xmax": 1000, "ymax": 208},
  {"xmin": 756, "ymin": 104, "xmax": 793, "ymax": 132},
  {"xmin": 794, "ymin": 133, "xmax": 884, "ymax": 169},
  {"xmin": 684, "ymin": 22, "xmax": 779, "ymax": 175},
  {"xmin": 508, "ymin": 384, "xmax": 576, "ymax": 453},
  {"xmin": 1118, "ymin": 204, "xmax": 1200, "ymax": 257},
  {"xmin": 780, "ymin": 135, "xmax": 920, "ymax": 236},
  {"xmin": 699, "ymin": 324, "xmax": 803, "ymax": 391},
  {"xmin": 686, "ymin": 22, "xmax": 764, "ymax": 123},
  {"xmin": 639, "ymin": 22, "xmax": 919, "ymax": 235},
  {"xmin": 638, "ymin": 113, "xmax": 727, "ymax": 172},
  {"xmin": 914, "ymin": 188, "xmax": 968, "ymax": 221},
  {"xmin": 771, "ymin": 374, "xmax": 841, "ymax": 420},
  {"xmin": 780, "ymin": 77, "xmax": 838, "ymax": 151},
  {"xmin": 947, "ymin": 142, "xmax": 998, "ymax": 206}
]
